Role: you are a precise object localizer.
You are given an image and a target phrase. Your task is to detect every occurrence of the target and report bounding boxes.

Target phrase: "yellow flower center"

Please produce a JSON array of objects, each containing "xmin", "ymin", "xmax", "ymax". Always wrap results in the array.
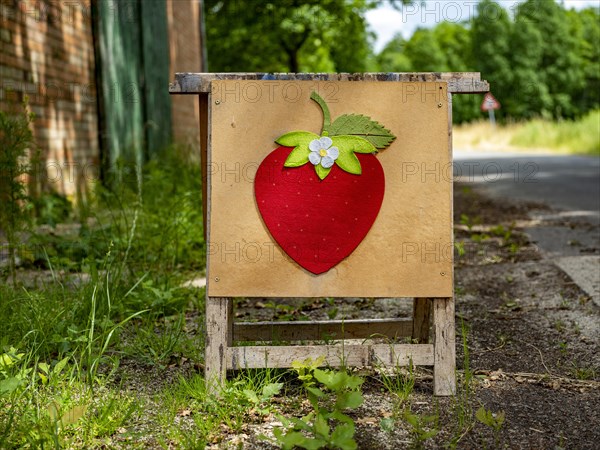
[{"xmin": 319, "ymin": 149, "xmax": 328, "ymax": 157}]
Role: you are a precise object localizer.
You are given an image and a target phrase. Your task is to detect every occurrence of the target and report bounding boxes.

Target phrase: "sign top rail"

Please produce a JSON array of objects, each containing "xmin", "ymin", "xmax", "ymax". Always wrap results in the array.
[{"xmin": 169, "ymin": 72, "xmax": 489, "ymax": 95}]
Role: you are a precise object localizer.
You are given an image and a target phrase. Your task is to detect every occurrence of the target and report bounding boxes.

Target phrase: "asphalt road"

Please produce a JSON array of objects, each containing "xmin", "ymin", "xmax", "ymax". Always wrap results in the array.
[
  {"xmin": 455, "ymin": 150, "xmax": 600, "ymax": 305},
  {"xmin": 454, "ymin": 151, "xmax": 600, "ymax": 216}
]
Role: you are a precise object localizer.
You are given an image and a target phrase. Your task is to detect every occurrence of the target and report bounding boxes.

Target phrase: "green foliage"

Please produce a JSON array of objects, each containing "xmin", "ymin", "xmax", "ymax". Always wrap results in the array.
[
  {"xmin": 205, "ymin": 0, "xmax": 376, "ymax": 72},
  {"xmin": 378, "ymin": 362, "xmax": 415, "ymax": 405},
  {"xmin": 272, "ymin": 357, "xmax": 364, "ymax": 450},
  {"xmin": 475, "ymin": 406, "xmax": 505, "ymax": 432},
  {"xmin": 404, "ymin": 409, "xmax": 439, "ymax": 449},
  {"xmin": 0, "ymin": 99, "xmax": 35, "ymax": 284},
  {"xmin": 373, "ymin": 0, "xmax": 600, "ymax": 123},
  {"xmin": 33, "ymin": 191, "xmax": 72, "ymax": 227}
]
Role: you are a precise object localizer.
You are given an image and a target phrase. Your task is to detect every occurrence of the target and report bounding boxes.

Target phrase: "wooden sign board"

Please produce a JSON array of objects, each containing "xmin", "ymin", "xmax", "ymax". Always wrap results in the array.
[{"xmin": 207, "ymin": 81, "xmax": 452, "ymax": 298}]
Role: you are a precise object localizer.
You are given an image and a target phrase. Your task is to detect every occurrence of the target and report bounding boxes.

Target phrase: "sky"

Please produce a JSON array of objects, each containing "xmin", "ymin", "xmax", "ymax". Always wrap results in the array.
[{"xmin": 366, "ymin": 0, "xmax": 600, "ymax": 52}]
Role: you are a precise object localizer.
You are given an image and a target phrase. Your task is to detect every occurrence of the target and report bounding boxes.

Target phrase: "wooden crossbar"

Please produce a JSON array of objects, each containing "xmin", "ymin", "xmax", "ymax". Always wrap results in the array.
[
  {"xmin": 229, "ymin": 343, "xmax": 434, "ymax": 370},
  {"xmin": 169, "ymin": 72, "xmax": 489, "ymax": 94},
  {"xmin": 233, "ymin": 318, "xmax": 414, "ymax": 342}
]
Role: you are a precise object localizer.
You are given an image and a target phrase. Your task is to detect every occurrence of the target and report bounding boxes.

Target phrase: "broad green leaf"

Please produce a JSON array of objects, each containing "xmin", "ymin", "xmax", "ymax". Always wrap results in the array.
[
  {"xmin": 380, "ymin": 417, "xmax": 395, "ymax": 432},
  {"xmin": 335, "ymin": 150, "xmax": 361, "ymax": 175},
  {"xmin": 290, "ymin": 416, "xmax": 311, "ymax": 431},
  {"xmin": 38, "ymin": 372, "xmax": 48, "ymax": 385},
  {"xmin": 315, "ymin": 165, "xmax": 331, "ymax": 180},
  {"xmin": 284, "ymin": 144, "xmax": 310, "ymax": 167},
  {"xmin": 335, "ymin": 391, "xmax": 363, "ymax": 409},
  {"xmin": 330, "ymin": 423, "xmax": 357, "ymax": 450},
  {"xmin": 306, "ymin": 386, "xmax": 325, "ymax": 398},
  {"xmin": 276, "ymin": 131, "xmax": 318, "ymax": 147},
  {"xmin": 314, "ymin": 412, "xmax": 330, "ymax": 439},
  {"xmin": 53, "ymin": 356, "xmax": 69, "ymax": 377},
  {"xmin": 38, "ymin": 362, "xmax": 49, "ymax": 375},
  {"xmin": 343, "ymin": 374, "xmax": 364, "ymax": 390},
  {"xmin": 313, "ymin": 369, "xmax": 334, "ymax": 388},
  {"xmin": 331, "ymin": 135, "xmax": 376, "ymax": 154},
  {"xmin": 0, "ymin": 377, "xmax": 21, "ymax": 396},
  {"xmin": 243, "ymin": 389, "xmax": 260, "ymax": 404},
  {"xmin": 261, "ymin": 382, "xmax": 283, "ymax": 401},
  {"xmin": 276, "ymin": 430, "xmax": 325, "ymax": 450},
  {"xmin": 330, "ymin": 410, "xmax": 353, "ymax": 424},
  {"xmin": 327, "ymin": 114, "xmax": 396, "ymax": 149}
]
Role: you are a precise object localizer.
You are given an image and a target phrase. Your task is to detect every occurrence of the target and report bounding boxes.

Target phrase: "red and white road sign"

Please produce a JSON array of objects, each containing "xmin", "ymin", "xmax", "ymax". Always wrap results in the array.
[{"xmin": 481, "ymin": 92, "xmax": 501, "ymax": 111}]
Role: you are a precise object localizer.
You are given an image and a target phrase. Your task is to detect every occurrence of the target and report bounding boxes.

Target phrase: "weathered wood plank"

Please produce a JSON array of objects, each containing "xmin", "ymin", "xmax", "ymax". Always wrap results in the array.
[
  {"xmin": 412, "ymin": 298, "xmax": 431, "ymax": 343},
  {"xmin": 433, "ymin": 297, "xmax": 456, "ymax": 396},
  {"xmin": 198, "ymin": 93, "xmax": 209, "ymax": 240},
  {"xmin": 205, "ymin": 297, "xmax": 232, "ymax": 392},
  {"xmin": 233, "ymin": 318, "xmax": 413, "ymax": 342},
  {"xmin": 228, "ymin": 343, "xmax": 434, "ymax": 369},
  {"xmin": 169, "ymin": 72, "xmax": 489, "ymax": 94}
]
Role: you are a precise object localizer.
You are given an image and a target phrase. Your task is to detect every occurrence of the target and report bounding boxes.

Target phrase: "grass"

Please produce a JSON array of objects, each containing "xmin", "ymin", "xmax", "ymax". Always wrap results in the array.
[
  {"xmin": 0, "ymin": 145, "xmax": 209, "ymax": 448},
  {"xmin": 454, "ymin": 109, "xmax": 600, "ymax": 156}
]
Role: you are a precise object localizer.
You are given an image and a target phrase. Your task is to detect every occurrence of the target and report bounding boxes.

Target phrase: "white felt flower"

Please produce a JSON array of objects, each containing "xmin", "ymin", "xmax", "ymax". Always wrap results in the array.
[{"xmin": 308, "ymin": 136, "xmax": 339, "ymax": 169}]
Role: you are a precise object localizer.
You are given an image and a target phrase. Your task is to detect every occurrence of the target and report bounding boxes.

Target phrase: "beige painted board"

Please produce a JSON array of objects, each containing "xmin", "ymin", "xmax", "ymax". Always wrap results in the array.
[{"xmin": 208, "ymin": 81, "xmax": 453, "ymax": 298}]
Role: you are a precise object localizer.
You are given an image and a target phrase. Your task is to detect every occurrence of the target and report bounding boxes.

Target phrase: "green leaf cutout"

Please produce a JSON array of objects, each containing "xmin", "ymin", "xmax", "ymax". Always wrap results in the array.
[
  {"xmin": 315, "ymin": 164, "xmax": 331, "ymax": 180},
  {"xmin": 334, "ymin": 149, "xmax": 361, "ymax": 175},
  {"xmin": 284, "ymin": 145, "xmax": 311, "ymax": 167},
  {"xmin": 331, "ymin": 135, "xmax": 376, "ymax": 154},
  {"xmin": 327, "ymin": 114, "xmax": 396, "ymax": 149},
  {"xmin": 276, "ymin": 131, "xmax": 318, "ymax": 147},
  {"xmin": 278, "ymin": 131, "xmax": 318, "ymax": 168}
]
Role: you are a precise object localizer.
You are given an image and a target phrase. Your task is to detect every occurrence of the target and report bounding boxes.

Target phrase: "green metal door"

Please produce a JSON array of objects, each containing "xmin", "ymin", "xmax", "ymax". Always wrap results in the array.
[{"xmin": 94, "ymin": 0, "xmax": 172, "ymax": 174}]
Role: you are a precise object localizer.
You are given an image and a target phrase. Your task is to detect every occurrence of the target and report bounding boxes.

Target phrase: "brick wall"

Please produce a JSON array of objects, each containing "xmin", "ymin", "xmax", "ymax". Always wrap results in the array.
[
  {"xmin": 167, "ymin": 0, "xmax": 203, "ymax": 155},
  {"xmin": 0, "ymin": 0, "xmax": 99, "ymax": 200},
  {"xmin": 0, "ymin": 0, "xmax": 204, "ymax": 199}
]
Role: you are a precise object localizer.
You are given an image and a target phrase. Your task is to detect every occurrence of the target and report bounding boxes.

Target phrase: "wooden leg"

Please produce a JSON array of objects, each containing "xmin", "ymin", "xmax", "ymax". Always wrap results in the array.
[
  {"xmin": 205, "ymin": 296, "xmax": 232, "ymax": 394},
  {"xmin": 198, "ymin": 94, "xmax": 209, "ymax": 242},
  {"xmin": 412, "ymin": 298, "xmax": 431, "ymax": 343},
  {"xmin": 433, "ymin": 297, "xmax": 456, "ymax": 396}
]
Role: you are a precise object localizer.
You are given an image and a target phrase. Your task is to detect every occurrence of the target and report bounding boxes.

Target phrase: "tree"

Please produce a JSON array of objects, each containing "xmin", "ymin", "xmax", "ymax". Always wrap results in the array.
[
  {"xmin": 506, "ymin": 4, "xmax": 552, "ymax": 118},
  {"xmin": 376, "ymin": 34, "xmax": 412, "ymax": 72},
  {"xmin": 567, "ymin": 7, "xmax": 600, "ymax": 114},
  {"xmin": 471, "ymin": 0, "xmax": 514, "ymax": 121},
  {"xmin": 204, "ymin": 0, "xmax": 376, "ymax": 73},
  {"xmin": 403, "ymin": 28, "xmax": 446, "ymax": 72},
  {"xmin": 517, "ymin": 0, "xmax": 584, "ymax": 118}
]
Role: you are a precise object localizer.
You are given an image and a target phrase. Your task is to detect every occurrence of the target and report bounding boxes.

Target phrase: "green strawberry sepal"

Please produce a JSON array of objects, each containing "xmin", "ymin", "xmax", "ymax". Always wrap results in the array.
[{"xmin": 276, "ymin": 92, "xmax": 396, "ymax": 180}]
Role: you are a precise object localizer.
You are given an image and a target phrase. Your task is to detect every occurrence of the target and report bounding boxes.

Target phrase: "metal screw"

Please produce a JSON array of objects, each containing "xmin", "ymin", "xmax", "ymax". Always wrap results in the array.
[
  {"xmin": 215, "ymin": 100, "xmax": 221, "ymax": 105},
  {"xmin": 437, "ymin": 102, "xmax": 443, "ymax": 108},
  {"xmin": 440, "ymin": 271, "xmax": 446, "ymax": 276},
  {"xmin": 214, "ymin": 277, "xmax": 220, "ymax": 282}
]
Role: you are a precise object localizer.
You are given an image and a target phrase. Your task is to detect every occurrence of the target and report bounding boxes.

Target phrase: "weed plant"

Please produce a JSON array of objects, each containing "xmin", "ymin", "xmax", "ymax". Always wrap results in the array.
[{"xmin": 0, "ymin": 99, "xmax": 36, "ymax": 284}]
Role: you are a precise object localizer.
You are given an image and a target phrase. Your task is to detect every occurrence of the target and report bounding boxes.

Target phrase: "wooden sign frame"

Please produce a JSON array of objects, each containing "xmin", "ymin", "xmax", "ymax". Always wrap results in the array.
[{"xmin": 169, "ymin": 73, "xmax": 490, "ymax": 396}]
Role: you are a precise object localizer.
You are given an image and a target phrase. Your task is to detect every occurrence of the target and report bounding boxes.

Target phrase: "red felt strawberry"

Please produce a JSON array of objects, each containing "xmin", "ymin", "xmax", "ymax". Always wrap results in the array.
[{"xmin": 254, "ymin": 92, "xmax": 396, "ymax": 275}]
